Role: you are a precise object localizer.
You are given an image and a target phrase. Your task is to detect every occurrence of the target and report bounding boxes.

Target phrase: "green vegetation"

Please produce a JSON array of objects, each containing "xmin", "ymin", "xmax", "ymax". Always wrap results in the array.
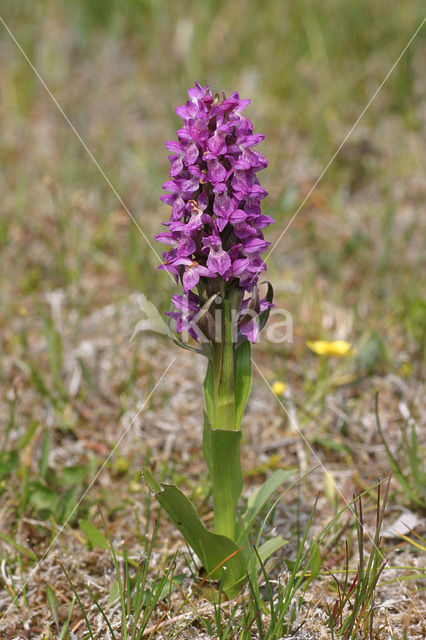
[{"xmin": 0, "ymin": 1, "xmax": 425, "ymax": 637}]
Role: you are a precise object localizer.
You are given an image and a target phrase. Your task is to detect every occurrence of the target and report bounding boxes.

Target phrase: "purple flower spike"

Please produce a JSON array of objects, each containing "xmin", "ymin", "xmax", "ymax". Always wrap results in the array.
[{"xmin": 156, "ymin": 83, "xmax": 274, "ymax": 343}]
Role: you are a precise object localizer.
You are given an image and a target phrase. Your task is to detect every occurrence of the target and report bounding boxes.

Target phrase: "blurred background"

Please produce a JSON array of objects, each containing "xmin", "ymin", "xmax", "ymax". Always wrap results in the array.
[
  {"xmin": 0, "ymin": 0, "xmax": 425, "ymax": 507},
  {"xmin": 1, "ymin": 0, "xmax": 425, "ymax": 321}
]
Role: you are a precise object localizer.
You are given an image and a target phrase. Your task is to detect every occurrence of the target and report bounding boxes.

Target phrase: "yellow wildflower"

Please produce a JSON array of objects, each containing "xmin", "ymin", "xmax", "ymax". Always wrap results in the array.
[
  {"xmin": 272, "ymin": 381, "xmax": 286, "ymax": 395},
  {"xmin": 306, "ymin": 340, "xmax": 354, "ymax": 357}
]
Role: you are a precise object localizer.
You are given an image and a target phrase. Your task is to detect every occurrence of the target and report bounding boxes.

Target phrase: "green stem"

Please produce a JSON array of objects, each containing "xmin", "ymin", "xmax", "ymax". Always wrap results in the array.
[
  {"xmin": 202, "ymin": 296, "xmax": 243, "ymax": 539},
  {"xmin": 203, "ymin": 417, "xmax": 242, "ymax": 540},
  {"xmin": 210, "ymin": 299, "xmax": 236, "ymax": 429}
]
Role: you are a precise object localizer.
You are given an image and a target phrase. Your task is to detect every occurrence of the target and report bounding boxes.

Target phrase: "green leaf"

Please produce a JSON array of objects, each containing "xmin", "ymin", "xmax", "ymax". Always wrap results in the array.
[
  {"xmin": 203, "ymin": 415, "xmax": 243, "ymax": 540},
  {"xmin": 221, "ymin": 299, "xmax": 236, "ymax": 427},
  {"xmin": 146, "ymin": 479, "xmax": 248, "ymax": 598},
  {"xmin": 80, "ymin": 520, "xmax": 109, "ymax": 550},
  {"xmin": 18, "ymin": 420, "xmax": 39, "ymax": 450},
  {"xmin": 309, "ymin": 541, "xmax": 322, "ymax": 581},
  {"xmin": 39, "ymin": 429, "xmax": 50, "ymax": 479},
  {"xmin": 144, "ymin": 467, "xmax": 161, "ymax": 493},
  {"xmin": 258, "ymin": 281, "xmax": 274, "ymax": 331},
  {"xmin": 57, "ymin": 485, "xmax": 81, "ymax": 523},
  {"xmin": 203, "ymin": 361, "xmax": 215, "ymax": 428},
  {"xmin": 107, "ymin": 580, "xmax": 120, "ymax": 605},
  {"xmin": 311, "ymin": 435, "xmax": 352, "ymax": 456},
  {"xmin": 43, "ymin": 316, "xmax": 67, "ymax": 399},
  {"xmin": 20, "ymin": 464, "xmax": 30, "ymax": 510},
  {"xmin": 0, "ymin": 449, "xmax": 19, "ymax": 480},
  {"xmin": 46, "ymin": 584, "xmax": 59, "ymax": 630},
  {"xmin": 357, "ymin": 331, "xmax": 385, "ymax": 375},
  {"xmin": 376, "ymin": 399, "xmax": 425, "ymax": 508},
  {"xmin": 257, "ymin": 536, "xmax": 288, "ymax": 564},
  {"xmin": 241, "ymin": 468, "xmax": 297, "ymax": 535},
  {"xmin": 61, "ymin": 464, "xmax": 88, "ymax": 486},
  {"xmin": 0, "ymin": 530, "xmax": 37, "ymax": 561},
  {"xmin": 22, "ymin": 360, "xmax": 60, "ymax": 408},
  {"xmin": 234, "ymin": 339, "xmax": 252, "ymax": 429},
  {"xmin": 204, "ymin": 306, "xmax": 252, "ymax": 431},
  {"xmin": 28, "ymin": 482, "xmax": 59, "ymax": 513},
  {"xmin": 408, "ymin": 423, "xmax": 423, "ymax": 497},
  {"xmin": 148, "ymin": 573, "xmax": 185, "ymax": 603},
  {"xmin": 207, "ymin": 300, "xmax": 236, "ymax": 429},
  {"xmin": 76, "ymin": 357, "xmax": 97, "ymax": 393},
  {"xmin": 59, "ymin": 597, "xmax": 75, "ymax": 640}
]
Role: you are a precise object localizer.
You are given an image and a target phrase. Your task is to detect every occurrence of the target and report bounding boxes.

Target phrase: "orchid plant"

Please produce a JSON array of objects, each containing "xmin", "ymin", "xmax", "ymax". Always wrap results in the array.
[{"xmin": 144, "ymin": 83, "xmax": 295, "ymax": 598}]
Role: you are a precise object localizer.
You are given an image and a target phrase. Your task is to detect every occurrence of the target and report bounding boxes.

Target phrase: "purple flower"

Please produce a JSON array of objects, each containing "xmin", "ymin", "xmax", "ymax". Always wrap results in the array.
[
  {"xmin": 156, "ymin": 83, "xmax": 274, "ymax": 343},
  {"xmin": 155, "ymin": 231, "xmax": 196, "ymax": 257},
  {"xmin": 174, "ymin": 258, "xmax": 215, "ymax": 292},
  {"xmin": 202, "ymin": 235, "xmax": 232, "ymax": 277},
  {"xmin": 166, "ymin": 293, "xmax": 201, "ymax": 340},
  {"xmin": 239, "ymin": 296, "xmax": 274, "ymax": 343}
]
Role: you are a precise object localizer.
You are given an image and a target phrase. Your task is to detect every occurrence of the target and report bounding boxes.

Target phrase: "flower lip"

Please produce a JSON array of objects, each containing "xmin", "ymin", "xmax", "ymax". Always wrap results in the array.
[{"xmin": 243, "ymin": 237, "xmax": 270, "ymax": 254}]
